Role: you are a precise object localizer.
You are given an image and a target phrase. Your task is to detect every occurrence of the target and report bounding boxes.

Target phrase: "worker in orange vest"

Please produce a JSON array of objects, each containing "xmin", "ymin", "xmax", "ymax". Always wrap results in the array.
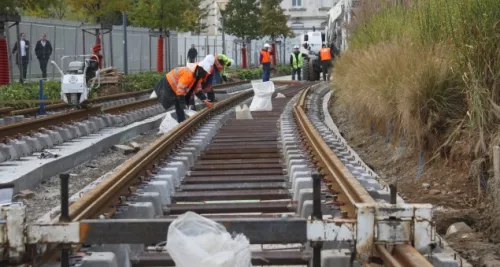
[
  {"xmin": 153, "ymin": 58, "xmax": 214, "ymax": 123},
  {"xmin": 319, "ymin": 43, "xmax": 334, "ymax": 81},
  {"xmin": 260, "ymin": 43, "xmax": 274, "ymax": 82}
]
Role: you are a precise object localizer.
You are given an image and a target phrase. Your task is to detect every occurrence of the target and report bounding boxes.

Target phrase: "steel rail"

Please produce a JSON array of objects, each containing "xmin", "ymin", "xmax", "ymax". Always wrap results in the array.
[
  {"xmin": 0, "ymin": 98, "xmax": 159, "ymax": 139},
  {"xmin": 36, "ymin": 84, "xmax": 258, "ymax": 265},
  {"xmin": 5, "ymin": 89, "xmax": 153, "ymax": 117},
  {"xmin": 293, "ymin": 87, "xmax": 433, "ymax": 267}
]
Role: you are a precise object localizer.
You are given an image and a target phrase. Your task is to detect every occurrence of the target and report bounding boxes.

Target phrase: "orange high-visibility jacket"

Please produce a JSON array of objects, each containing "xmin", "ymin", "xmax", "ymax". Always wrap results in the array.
[
  {"xmin": 260, "ymin": 50, "xmax": 271, "ymax": 64},
  {"xmin": 166, "ymin": 64, "xmax": 204, "ymax": 96},
  {"xmin": 319, "ymin": 47, "xmax": 332, "ymax": 61}
]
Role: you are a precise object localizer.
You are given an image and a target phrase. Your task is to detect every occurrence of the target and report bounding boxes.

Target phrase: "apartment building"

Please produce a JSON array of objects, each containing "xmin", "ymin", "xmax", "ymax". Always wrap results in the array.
[{"xmin": 281, "ymin": 0, "xmax": 339, "ymax": 34}]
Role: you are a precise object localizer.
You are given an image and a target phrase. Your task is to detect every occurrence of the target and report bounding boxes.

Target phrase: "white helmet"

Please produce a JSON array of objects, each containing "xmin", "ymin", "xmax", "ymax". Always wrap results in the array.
[
  {"xmin": 293, "ymin": 45, "xmax": 299, "ymax": 49},
  {"xmin": 264, "ymin": 43, "xmax": 270, "ymax": 48}
]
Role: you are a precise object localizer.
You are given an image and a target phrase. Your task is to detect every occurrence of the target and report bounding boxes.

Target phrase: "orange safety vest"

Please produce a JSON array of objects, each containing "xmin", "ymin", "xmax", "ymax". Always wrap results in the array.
[
  {"xmin": 320, "ymin": 48, "xmax": 332, "ymax": 61},
  {"xmin": 166, "ymin": 64, "xmax": 203, "ymax": 96},
  {"xmin": 260, "ymin": 50, "xmax": 271, "ymax": 64}
]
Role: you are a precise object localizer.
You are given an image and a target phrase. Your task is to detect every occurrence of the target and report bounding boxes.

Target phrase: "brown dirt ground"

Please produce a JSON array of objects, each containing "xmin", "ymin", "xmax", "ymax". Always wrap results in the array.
[{"xmin": 330, "ymin": 97, "xmax": 500, "ymax": 267}]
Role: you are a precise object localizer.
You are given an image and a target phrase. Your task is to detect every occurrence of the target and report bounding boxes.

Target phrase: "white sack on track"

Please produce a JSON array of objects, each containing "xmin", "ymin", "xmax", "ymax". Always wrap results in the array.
[
  {"xmin": 275, "ymin": 92, "xmax": 286, "ymax": 98},
  {"xmin": 150, "ymin": 91, "xmax": 157, "ymax": 99},
  {"xmin": 249, "ymin": 81, "xmax": 275, "ymax": 111},
  {"xmin": 235, "ymin": 104, "xmax": 253, "ymax": 120},
  {"xmin": 166, "ymin": 211, "xmax": 252, "ymax": 267},
  {"xmin": 158, "ymin": 113, "xmax": 179, "ymax": 134}
]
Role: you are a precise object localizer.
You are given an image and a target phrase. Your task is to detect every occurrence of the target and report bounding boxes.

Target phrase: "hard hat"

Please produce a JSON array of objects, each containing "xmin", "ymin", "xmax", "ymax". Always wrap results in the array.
[
  {"xmin": 264, "ymin": 43, "xmax": 270, "ymax": 48},
  {"xmin": 204, "ymin": 54, "xmax": 215, "ymax": 66},
  {"xmin": 228, "ymin": 59, "xmax": 235, "ymax": 67},
  {"xmin": 198, "ymin": 59, "xmax": 212, "ymax": 74},
  {"xmin": 293, "ymin": 45, "xmax": 299, "ymax": 49}
]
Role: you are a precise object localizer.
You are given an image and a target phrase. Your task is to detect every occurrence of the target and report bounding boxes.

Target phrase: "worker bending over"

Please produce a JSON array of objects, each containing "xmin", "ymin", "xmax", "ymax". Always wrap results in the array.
[
  {"xmin": 203, "ymin": 54, "xmax": 232, "ymax": 102},
  {"xmin": 319, "ymin": 43, "xmax": 334, "ymax": 81},
  {"xmin": 153, "ymin": 58, "xmax": 214, "ymax": 123},
  {"xmin": 260, "ymin": 43, "xmax": 274, "ymax": 82},
  {"xmin": 290, "ymin": 45, "xmax": 303, "ymax": 81}
]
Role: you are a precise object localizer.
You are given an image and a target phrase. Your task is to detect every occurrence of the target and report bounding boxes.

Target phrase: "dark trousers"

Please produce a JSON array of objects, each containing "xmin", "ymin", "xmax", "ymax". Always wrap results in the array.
[
  {"xmin": 321, "ymin": 60, "xmax": 331, "ymax": 81},
  {"xmin": 262, "ymin": 62, "xmax": 271, "ymax": 82},
  {"xmin": 19, "ymin": 56, "xmax": 29, "ymax": 82},
  {"xmin": 188, "ymin": 58, "xmax": 195, "ymax": 63},
  {"xmin": 174, "ymin": 97, "xmax": 186, "ymax": 123},
  {"xmin": 292, "ymin": 68, "xmax": 301, "ymax": 81},
  {"xmin": 39, "ymin": 59, "xmax": 48, "ymax": 78},
  {"xmin": 154, "ymin": 77, "xmax": 187, "ymax": 123}
]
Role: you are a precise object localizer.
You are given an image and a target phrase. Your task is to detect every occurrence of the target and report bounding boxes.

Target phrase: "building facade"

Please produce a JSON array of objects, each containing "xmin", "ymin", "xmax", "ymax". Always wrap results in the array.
[{"xmin": 282, "ymin": 0, "xmax": 339, "ymax": 35}]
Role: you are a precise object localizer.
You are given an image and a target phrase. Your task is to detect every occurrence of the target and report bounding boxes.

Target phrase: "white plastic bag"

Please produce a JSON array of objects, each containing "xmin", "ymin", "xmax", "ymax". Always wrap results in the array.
[
  {"xmin": 166, "ymin": 212, "xmax": 252, "ymax": 267},
  {"xmin": 150, "ymin": 90, "xmax": 157, "ymax": 99},
  {"xmin": 249, "ymin": 81, "xmax": 275, "ymax": 111},
  {"xmin": 158, "ymin": 113, "xmax": 179, "ymax": 134},
  {"xmin": 235, "ymin": 104, "xmax": 253, "ymax": 120}
]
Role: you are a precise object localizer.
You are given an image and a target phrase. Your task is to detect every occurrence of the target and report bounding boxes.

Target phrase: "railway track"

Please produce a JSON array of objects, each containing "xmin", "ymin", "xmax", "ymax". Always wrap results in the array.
[
  {"xmin": 0, "ymin": 81, "xmax": 465, "ymax": 267},
  {"xmin": 0, "ymin": 89, "xmax": 153, "ymax": 125},
  {"xmin": 0, "ymin": 81, "xmax": 252, "ymax": 164}
]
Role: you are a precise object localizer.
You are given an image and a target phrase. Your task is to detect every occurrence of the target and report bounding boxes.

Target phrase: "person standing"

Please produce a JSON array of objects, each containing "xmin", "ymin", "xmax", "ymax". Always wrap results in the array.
[
  {"xmin": 290, "ymin": 45, "xmax": 303, "ymax": 81},
  {"xmin": 260, "ymin": 43, "xmax": 273, "ymax": 82},
  {"xmin": 319, "ymin": 43, "xmax": 334, "ymax": 81},
  {"xmin": 34, "ymin": 33, "xmax": 53, "ymax": 80},
  {"xmin": 187, "ymin": 44, "xmax": 198, "ymax": 63},
  {"xmin": 12, "ymin": 33, "xmax": 30, "ymax": 83}
]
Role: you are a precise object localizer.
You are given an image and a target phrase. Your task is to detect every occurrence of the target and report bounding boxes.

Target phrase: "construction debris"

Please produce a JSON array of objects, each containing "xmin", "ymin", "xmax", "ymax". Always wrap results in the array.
[
  {"xmin": 129, "ymin": 142, "xmax": 141, "ymax": 152},
  {"xmin": 17, "ymin": 190, "xmax": 35, "ymax": 199},
  {"xmin": 99, "ymin": 67, "xmax": 125, "ymax": 85},
  {"xmin": 275, "ymin": 93, "xmax": 286, "ymax": 98},
  {"xmin": 113, "ymin": 144, "xmax": 137, "ymax": 155}
]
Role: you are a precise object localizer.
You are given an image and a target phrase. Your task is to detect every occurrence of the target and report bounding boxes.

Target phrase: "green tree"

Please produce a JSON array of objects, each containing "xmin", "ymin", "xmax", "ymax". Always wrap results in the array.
[
  {"xmin": 130, "ymin": 0, "xmax": 191, "ymax": 32},
  {"xmin": 183, "ymin": 0, "xmax": 211, "ymax": 34},
  {"xmin": 24, "ymin": 0, "xmax": 70, "ymax": 20},
  {"xmin": 1, "ymin": 0, "xmax": 57, "ymax": 36},
  {"xmin": 224, "ymin": 0, "xmax": 262, "ymax": 45},
  {"xmin": 65, "ymin": 0, "xmax": 131, "ymax": 23},
  {"xmin": 259, "ymin": 0, "xmax": 293, "ymax": 40}
]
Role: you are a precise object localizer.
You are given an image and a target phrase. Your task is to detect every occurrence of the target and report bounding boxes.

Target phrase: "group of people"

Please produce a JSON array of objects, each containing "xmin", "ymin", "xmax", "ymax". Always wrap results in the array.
[
  {"xmin": 153, "ymin": 53, "xmax": 233, "ymax": 123},
  {"xmin": 285, "ymin": 42, "xmax": 338, "ymax": 82},
  {"xmin": 12, "ymin": 33, "xmax": 54, "ymax": 83}
]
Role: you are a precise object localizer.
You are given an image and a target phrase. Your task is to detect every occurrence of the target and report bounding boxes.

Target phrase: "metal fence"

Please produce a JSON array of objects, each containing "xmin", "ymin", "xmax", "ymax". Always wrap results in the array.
[
  {"xmin": 5, "ymin": 16, "xmax": 177, "ymax": 81},
  {"xmin": 4, "ymin": 16, "xmax": 302, "ymax": 82}
]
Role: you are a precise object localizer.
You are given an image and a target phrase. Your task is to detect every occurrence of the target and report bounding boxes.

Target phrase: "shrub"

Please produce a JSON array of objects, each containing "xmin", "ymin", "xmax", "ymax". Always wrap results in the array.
[{"xmin": 336, "ymin": 0, "xmax": 500, "ymax": 153}]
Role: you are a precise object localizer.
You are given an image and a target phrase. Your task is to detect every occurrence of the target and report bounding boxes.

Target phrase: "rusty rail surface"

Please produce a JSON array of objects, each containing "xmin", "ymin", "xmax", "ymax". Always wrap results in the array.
[
  {"xmin": 0, "ymin": 98, "xmax": 157, "ymax": 140},
  {"xmin": 6, "ymin": 89, "xmax": 153, "ymax": 117},
  {"xmin": 37, "ymin": 84, "xmax": 260, "ymax": 264},
  {"xmin": 293, "ymin": 87, "xmax": 433, "ymax": 267}
]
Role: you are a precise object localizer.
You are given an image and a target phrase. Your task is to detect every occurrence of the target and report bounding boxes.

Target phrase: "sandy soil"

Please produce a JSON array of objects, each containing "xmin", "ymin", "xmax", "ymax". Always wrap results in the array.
[
  {"xmin": 330, "ymin": 97, "xmax": 500, "ymax": 267},
  {"xmin": 20, "ymin": 130, "xmax": 159, "ymax": 223}
]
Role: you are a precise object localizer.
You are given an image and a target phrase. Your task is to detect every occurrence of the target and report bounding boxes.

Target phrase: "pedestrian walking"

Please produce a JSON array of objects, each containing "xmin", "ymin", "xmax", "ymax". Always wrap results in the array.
[
  {"xmin": 290, "ymin": 45, "xmax": 303, "ymax": 81},
  {"xmin": 260, "ymin": 43, "xmax": 273, "ymax": 82},
  {"xmin": 34, "ymin": 33, "xmax": 53, "ymax": 80},
  {"xmin": 187, "ymin": 44, "xmax": 198, "ymax": 63},
  {"xmin": 12, "ymin": 33, "xmax": 30, "ymax": 83}
]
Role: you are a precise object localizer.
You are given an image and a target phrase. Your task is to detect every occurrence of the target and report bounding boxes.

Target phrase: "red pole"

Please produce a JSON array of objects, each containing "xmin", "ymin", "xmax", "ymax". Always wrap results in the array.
[
  {"xmin": 271, "ymin": 43, "xmax": 277, "ymax": 66},
  {"xmin": 157, "ymin": 36, "xmax": 164, "ymax": 72},
  {"xmin": 0, "ymin": 37, "xmax": 9, "ymax": 85},
  {"xmin": 241, "ymin": 46, "xmax": 247, "ymax": 69}
]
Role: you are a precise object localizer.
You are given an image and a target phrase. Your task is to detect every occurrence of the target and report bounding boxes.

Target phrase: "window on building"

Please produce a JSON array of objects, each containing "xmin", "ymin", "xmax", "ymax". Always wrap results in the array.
[{"xmin": 292, "ymin": 0, "xmax": 302, "ymax": 8}]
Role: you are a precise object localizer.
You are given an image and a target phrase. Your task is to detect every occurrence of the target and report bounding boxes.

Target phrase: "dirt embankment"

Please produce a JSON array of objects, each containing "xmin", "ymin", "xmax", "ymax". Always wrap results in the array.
[{"xmin": 330, "ymin": 97, "xmax": 500, "ymax": 267}]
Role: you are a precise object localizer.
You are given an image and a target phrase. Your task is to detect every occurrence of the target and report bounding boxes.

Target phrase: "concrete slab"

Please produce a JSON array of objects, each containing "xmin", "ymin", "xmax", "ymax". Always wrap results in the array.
[{"xmin": 0, "ymin": 110, "xmax": 167, "ymax": 194}]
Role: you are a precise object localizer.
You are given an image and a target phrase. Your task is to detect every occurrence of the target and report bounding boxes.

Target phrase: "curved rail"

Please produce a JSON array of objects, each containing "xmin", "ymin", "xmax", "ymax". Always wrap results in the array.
[
  {"xmin": 293, "ymin": 87, "xmax": 433, "ymax": 267},
  {"xmin": 37, "ymin": 84, "xmax": 255, "ymax": 264}
]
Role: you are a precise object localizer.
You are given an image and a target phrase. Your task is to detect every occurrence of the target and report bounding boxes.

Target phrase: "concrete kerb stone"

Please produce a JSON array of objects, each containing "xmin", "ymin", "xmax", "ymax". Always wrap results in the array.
[
  {"xmin": 9, "ymin": 140, "xmax": 31, "ymax": 157},
  {"xmin": 128, "ymin": 192, "xmax": 162, "ymax": 216},
  {"xmin": 138, "ymin": 181, "xmax": 171, "ymax": 206},
  {"xmin": 21, "ymin": 136, "xmax": 42, "ymax": 152},
  {"xmin": 34, "ymin": 133, "xmax": 54, "ymax": 149}
]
